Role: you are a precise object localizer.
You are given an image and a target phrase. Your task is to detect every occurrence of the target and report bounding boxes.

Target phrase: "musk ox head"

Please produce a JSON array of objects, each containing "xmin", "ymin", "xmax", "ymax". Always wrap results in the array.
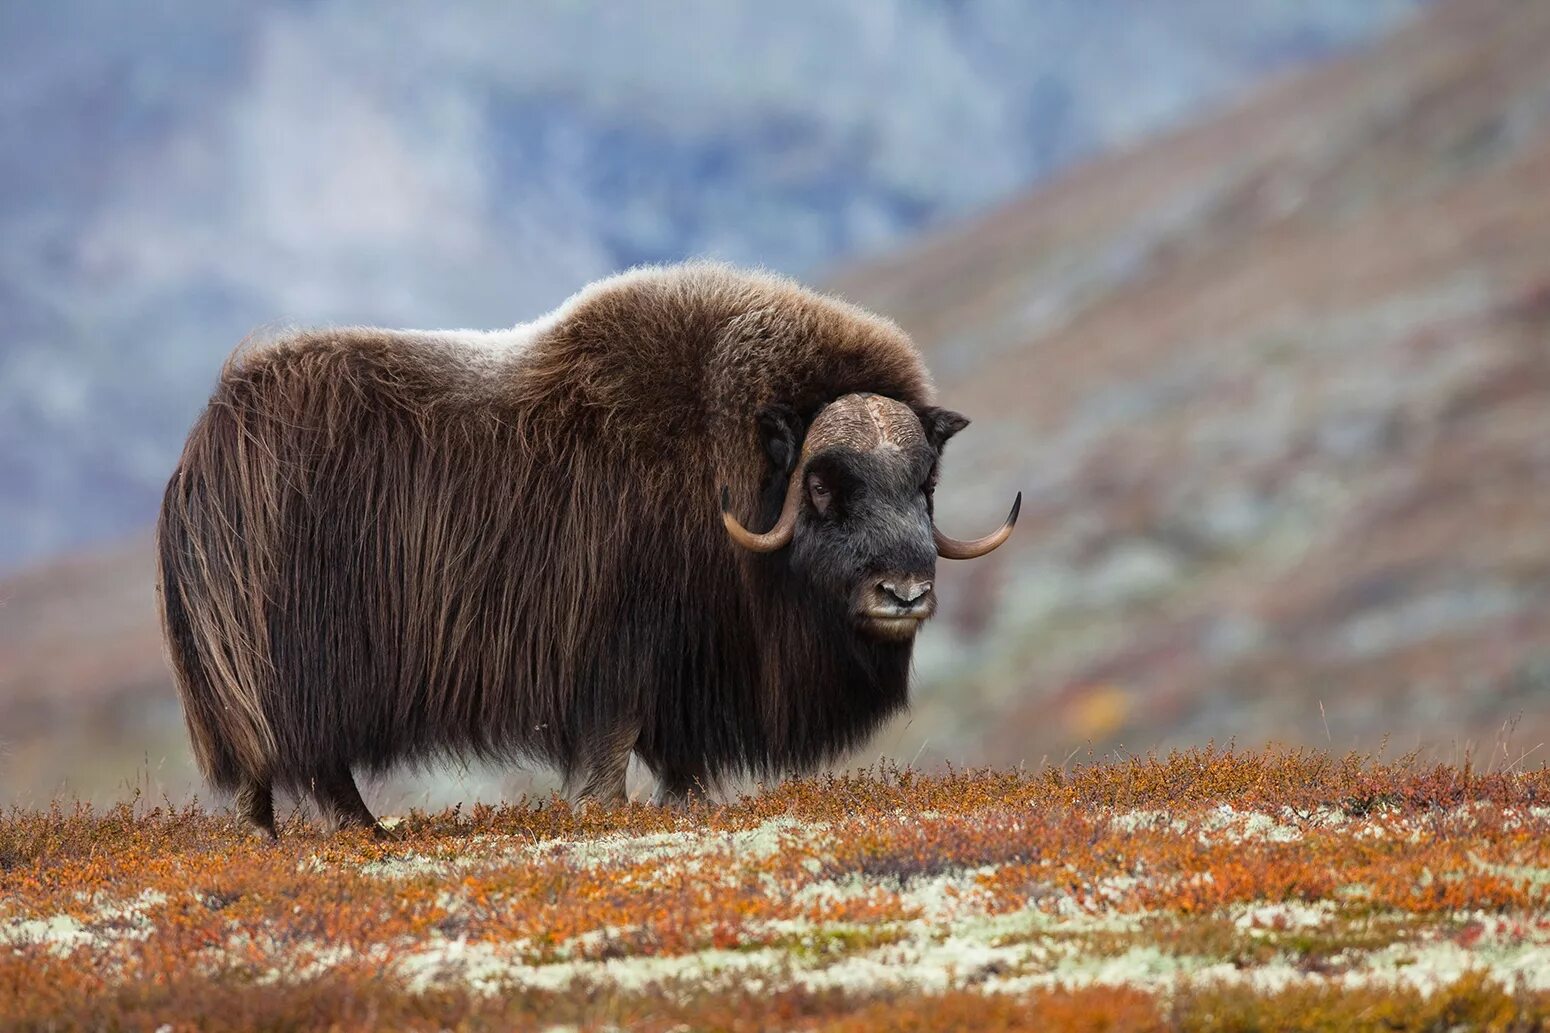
[{"xmin": 721, "ymin": 393, "xmax": 1020, "ymax": 642}]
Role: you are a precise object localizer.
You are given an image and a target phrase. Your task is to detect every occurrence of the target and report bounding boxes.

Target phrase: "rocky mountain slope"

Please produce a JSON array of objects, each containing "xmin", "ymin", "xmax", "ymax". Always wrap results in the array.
[{"xmin": 3, "ymin": 0, "xmax": 1546, "ymax": 803}]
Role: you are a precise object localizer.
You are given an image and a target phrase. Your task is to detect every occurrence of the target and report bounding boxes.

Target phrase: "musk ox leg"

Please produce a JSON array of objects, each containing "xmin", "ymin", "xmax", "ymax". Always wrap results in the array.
[
  {"xmin": 310, "ymin": 767, "xmax": 387, "ymax": 837},
  {"xmin": 565, "ymin": 722, "xmax": 639, "ymax": 806},
  {"xmin": 236, "ymin": 774, "xmax": 277, "ymax": 841}
]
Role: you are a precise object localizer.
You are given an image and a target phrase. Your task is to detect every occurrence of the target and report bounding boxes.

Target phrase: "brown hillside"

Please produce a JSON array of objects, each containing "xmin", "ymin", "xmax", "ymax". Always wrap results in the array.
[
  {"xmin": 3, "ymin": 0, "xmax": 1548, "ymax": 800},
  {"xmin": 833, "ymin": 0, "xmax": 1550, "ymax": 763}
]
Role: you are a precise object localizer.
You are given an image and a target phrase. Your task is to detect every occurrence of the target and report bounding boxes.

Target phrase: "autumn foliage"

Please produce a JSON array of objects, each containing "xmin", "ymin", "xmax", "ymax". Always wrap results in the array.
[{"xmin": 4, "ymin": 748, "xmax": 1550, "ymax": 1031}]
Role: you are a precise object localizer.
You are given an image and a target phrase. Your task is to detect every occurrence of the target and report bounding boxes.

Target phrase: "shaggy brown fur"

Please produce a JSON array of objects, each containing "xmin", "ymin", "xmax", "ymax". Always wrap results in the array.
[{"xmin": 157, "ymin": 263, "xmax": 936, "ymax": 836}]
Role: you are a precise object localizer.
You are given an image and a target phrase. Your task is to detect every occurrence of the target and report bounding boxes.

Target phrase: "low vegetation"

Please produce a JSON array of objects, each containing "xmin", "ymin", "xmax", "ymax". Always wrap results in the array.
[{"xmin": 4, "ymin": 748, "xmax": 1550, "ymax": 1031}]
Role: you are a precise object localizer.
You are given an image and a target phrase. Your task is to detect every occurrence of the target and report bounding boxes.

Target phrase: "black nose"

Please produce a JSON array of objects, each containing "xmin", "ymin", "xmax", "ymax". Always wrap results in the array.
[{"xmin": 879, "ymin": 577, "xmax": 933, "ymax": 609}]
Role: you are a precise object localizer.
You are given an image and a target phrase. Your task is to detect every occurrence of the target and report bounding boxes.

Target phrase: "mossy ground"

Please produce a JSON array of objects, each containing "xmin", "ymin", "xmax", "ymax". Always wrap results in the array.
[{"xmin": 4, "ymin": 748, "xmax": 1550, "ymax": 1031}]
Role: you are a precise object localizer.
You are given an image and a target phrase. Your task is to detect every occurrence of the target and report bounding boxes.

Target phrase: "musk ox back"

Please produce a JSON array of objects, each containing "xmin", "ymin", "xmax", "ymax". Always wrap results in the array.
[{"xmin": 157, "ymin": 263, "xmax": 1017, "ymax": 837}]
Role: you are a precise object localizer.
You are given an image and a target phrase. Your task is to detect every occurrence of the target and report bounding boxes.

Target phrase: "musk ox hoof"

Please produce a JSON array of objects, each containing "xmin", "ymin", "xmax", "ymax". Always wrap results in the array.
[
  {"xmin": 571, "ymin": 795, "xmax": 615, "ymax": 815},
  {"xmin": 323, "ymin": 815, "xmax": 401, "ymax": 841},
  {"xmin": 369, "ymin": 816, "xmax": 405, "ymax": 841},
  {"xmin": 243, "ymin": 822, "xmax": 279, "ymax": 844},
  {"xmin": 348, "ymin": 819, "xmax": 401, "ymax": 842},
  {"xmin": 328, "ymin": 822, "xmax": 400, "ymax": 842}
]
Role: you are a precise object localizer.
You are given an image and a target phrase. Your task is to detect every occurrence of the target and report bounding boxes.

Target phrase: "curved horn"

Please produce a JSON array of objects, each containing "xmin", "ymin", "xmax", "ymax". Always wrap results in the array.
[
  {"xmin": 934, "ymin": 492, "xmax": 1021, "ymax": 560},
  {"xmin": 721, "ymin": 471, "xmax": 804, "ymax": 553}
]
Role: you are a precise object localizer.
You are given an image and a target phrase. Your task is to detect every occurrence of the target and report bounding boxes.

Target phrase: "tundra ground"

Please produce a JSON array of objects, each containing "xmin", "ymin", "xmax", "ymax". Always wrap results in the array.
[{"xmin": 4, "ymin": 749, "xmax": 1550, "ymax": 1031}]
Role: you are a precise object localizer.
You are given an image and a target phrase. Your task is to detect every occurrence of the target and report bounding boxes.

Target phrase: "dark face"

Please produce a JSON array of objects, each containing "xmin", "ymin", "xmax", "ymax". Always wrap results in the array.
[{"xmin": 759, "ymin": 399, "xmax": 969, "ymax": 642}]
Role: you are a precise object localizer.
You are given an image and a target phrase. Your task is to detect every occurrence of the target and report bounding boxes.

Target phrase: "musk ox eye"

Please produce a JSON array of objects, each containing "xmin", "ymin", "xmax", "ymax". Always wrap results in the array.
[{"xmin": 807, "ymin": 474, "xmax": 832, "ymax": 515}]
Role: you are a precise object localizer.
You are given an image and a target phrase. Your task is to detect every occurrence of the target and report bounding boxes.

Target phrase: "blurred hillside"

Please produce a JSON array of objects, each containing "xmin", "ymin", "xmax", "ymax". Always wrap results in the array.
[
  {"xmin": 6, "ymin": 0, "xmax": 1549, "ymax": 803},
  {"xmin": 862, "ymin": 0, "xmax": 1550, "ymax": 765},
  {"xmin": 0, "ymin": 0, "xmax": 1419, "ymax": 569}
]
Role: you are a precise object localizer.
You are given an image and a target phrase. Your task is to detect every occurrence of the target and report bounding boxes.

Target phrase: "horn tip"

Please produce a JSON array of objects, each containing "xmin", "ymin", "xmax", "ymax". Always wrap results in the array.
[
  {"xmin": 1009, "ymin": 491, "xmax": 1022, "ymax": 524},
  {"xmin": 720, "ymin": 485, "xmax": 732, "ymax": 513}
]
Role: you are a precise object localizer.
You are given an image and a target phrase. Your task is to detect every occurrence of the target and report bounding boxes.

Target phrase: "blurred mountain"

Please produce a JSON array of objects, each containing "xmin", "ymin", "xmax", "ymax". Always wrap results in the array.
[
  {"xmin": 9, "ymin": 0, "xmax": 1548, "ymax": 802},
  {"xmin": 0, "ymin": 0, "xmax": 1422, "ymax": 569},
  {"xmin": 843, "ymin": 0, "xmax": 1550, "ymax": 766}
]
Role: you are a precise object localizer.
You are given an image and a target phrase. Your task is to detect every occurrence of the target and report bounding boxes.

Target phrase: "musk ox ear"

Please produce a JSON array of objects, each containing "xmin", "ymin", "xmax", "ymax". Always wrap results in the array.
[
  {"xmin": 756, "ymin": 403, "xmax": 807, "ymax": 476},
  {"xmin": 917, "ymin": 406, "xmax": 970, "ymax": 454}
]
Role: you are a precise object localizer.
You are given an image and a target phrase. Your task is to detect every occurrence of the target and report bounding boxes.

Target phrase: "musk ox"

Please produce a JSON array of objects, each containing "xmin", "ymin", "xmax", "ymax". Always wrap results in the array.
[{"xmin": 157, "ymin": 263, "xmax": 1017, "ymax": 838}]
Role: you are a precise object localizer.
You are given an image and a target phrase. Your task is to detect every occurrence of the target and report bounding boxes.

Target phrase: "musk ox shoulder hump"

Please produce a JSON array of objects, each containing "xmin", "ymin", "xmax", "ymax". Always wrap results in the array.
[
  {"xmin": 215, "ymin": 262, "xmax": 934, "ymax": 458},
  {"xmin": 523, "ymin": 262, "xmax": 937, "ymax": 423}
]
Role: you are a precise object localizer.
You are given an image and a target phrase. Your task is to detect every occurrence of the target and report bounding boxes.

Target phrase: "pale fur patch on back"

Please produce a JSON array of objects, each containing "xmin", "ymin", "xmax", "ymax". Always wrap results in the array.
[{"xmin": 409, "ymin": 310, "xmax": 563, "ymax": 366}]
